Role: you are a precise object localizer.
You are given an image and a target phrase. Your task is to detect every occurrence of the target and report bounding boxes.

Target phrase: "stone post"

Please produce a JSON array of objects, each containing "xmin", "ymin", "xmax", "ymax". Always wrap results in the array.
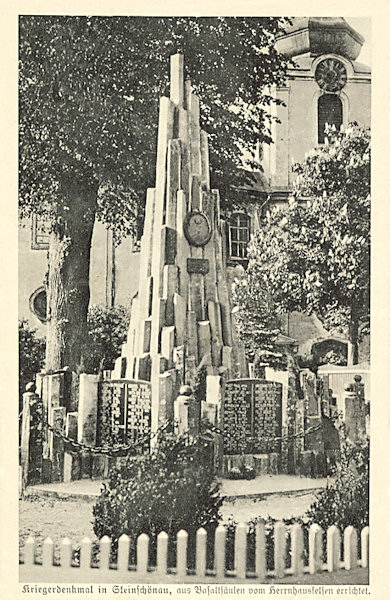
[
  {"xmin": 20, "ymin": 383, "xmax": 38, "ymax": 496},
  {"xmin": 78, "ymin": 374, "xmax": 99, "ymax": 478},
  {"xmin": 343, "ymin": 382, "xmax": 366, "ymax": 443}
]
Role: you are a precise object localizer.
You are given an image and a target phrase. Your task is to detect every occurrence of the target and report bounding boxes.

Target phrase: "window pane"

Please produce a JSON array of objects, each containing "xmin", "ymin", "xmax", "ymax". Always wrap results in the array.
[{"xmin": 318, "ymin": 94, "xmax": 343, "ymax": 144}]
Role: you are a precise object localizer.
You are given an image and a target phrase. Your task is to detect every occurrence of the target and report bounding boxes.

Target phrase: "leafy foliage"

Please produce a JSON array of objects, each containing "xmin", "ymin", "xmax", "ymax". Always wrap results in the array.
[
  {"xmin": 243, "ymin": 124, "xmax": 370, "ymax": 361},
  {"xmin": 232, "ymin": 277, "xmax": 286, "ymax": 372},
  {"xmin": 19, "ymin": 16, "xmax": 291, "ymax": 235},
  {"xmin": 92, "ymin": 433, "xmax": 222, "ymax": 550},
  {"xmin": 305, "ymin": 435, "xmax": 369, "ymax": 532},
  {"xmin": 18, "ymin": 319, "xmax": 45, "ymax": 407},
  {"xmin": 84, "ymin": 304, "xmax": 131, "ymax": 373}
]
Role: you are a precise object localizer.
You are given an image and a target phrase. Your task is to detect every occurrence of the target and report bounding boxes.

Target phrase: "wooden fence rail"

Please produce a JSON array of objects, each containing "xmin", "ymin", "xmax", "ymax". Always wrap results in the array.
[{"xmin": 19, "ymin": 522, "xmax": 369, "ymax": 583}]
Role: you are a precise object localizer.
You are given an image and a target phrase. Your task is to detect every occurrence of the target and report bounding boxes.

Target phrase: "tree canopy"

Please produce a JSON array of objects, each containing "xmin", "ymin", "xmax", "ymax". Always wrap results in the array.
[
  {"xmin": 19, "ymin": 16, "xmax": 292, "ymax": 371},
  {"xmin": 19, "ymin": 16, "xmax": 291, "ymax": 237},
  {"xmin": 234, "ymin": 123, "xmax": 370, "ymax": 364}
]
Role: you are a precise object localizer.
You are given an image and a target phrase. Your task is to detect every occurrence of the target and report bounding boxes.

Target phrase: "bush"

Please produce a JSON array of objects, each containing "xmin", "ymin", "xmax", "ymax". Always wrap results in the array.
[
  {"xmin": 84, "ymin": 304, "xmax": 131, "ymax": 373},
  {"xmin": 19, "ymin": 319, "xmax": 45, "ymax": 408},
  {"xmin": 305, "ymin": 435, "xmax": 369, "ymax": 532},
  {"xmin": 92, "ymin": 432, "xmax": 222, "ymax": 562}
]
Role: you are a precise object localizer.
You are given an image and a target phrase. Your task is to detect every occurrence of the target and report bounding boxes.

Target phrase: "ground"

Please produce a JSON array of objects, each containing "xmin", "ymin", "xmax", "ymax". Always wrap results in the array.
[{"xmin": 19, "ymin": 488, "xmax": 319, "ymax": 561}]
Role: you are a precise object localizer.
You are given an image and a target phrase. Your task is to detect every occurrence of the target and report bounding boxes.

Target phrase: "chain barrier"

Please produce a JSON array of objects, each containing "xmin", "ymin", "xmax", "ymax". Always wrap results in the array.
[
  {"xmin": 42, "ymin": 415, "xmax": 171, "ymax": 457},
  {"xmin": 40, "ymin": 410, "xmax": 337, "ymax": 457}
]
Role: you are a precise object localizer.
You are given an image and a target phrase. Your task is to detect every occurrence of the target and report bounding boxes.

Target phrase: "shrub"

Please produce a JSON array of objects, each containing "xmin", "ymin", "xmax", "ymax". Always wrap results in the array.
[
  {"xmin": 305, "ymin": 435, "xmax": 369, "ymax": 532},
  {"xmin": 92, "ymin": 432, "xmax": 222, "ymax": 563},
  {"xmin": 84, "ymin": 304, "xmax": 131, "ymax": 373},
  {"xmin": 19, "ymin": 319, "xmax": 45, "ymax": 409}
]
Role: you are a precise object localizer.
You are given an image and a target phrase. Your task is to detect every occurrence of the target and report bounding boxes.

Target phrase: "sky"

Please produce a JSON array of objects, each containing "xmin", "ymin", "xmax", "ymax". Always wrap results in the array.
[{"xmin": 345, "ymin": 17, "xmax": 371, "ymax": 65}]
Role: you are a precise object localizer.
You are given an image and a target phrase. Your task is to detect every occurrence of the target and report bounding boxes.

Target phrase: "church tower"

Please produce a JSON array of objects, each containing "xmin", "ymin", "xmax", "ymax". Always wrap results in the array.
[{"xmin": 260, "ymin": 17, "xmax": 371, "ymax": 208}]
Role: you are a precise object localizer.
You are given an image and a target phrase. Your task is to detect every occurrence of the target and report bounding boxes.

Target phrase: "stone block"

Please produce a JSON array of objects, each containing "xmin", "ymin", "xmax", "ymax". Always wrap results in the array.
[
  {"xmin": 63, "ymin": 453, "xmax": 81, "ymax": 483},
  {"xmin": 186, "ymin": 310, "xmax": 198, "ymax": 361},
  {"xmin": 165, "ymin": 139, "xmax": 181, "ymax": 229},
  {"xmin": 176, "ymin": 190, "xmax": 190, "ymax": 297},
  {"xmin": 173, "ymin": 293, "xmax": 186, "ymax": 346},
  {"xmin": 222, "ymin": 346, "xmax": 233, "ymax": 371},
  {"xmin": 269, "ymin": 453, "xmax": 279, "ymax": 475},
  {"xmin": 206, "ymin": 375, "xmax": 223, "ymax": 406},
  {"xmin": 65, "ymin": 412, "xmax": 78, "ymax": 440},
  {"xmin": 300, "ymin": 450, "xmax": 315, "ymax": 478},
  {"xmin": 51, "ymin": 406, "xmax": 66, "ymax": 482},
  {"xmin": 161, "ymin": 326, "xmax": 175, "ymax": 367},
  {"xmin": 142, "ymin": 319, "xmax": 152, "ymax": 353},
  {"xmin": 184, "ymin": 355, "xmax": 197, "ymax": 386},
  {"xmin": 92, "ymin": 456, "xmax": 108, "ymax": 479},
  {"xmin": 189, "ymin": 272, "xmax": 205, "ymax": 322},
  {"xmin": 48, "ymin": 373, "xmax": 63, "ymax": 409},
  {"xmin": 201, "ymin": 401, "xmax": 218, "ymax": 426},
  {"xmin": 198, "ymin": 321, "xmax": 212, "ymax": 362},
  {"xmin": 254, "ymin": 454, "xmax": 270, "ymax": 476},
  {"xmin": 170, "ymin": 53, "xmax": 184, "ymax": 106},
  {"xmin": 78, "ymin": 374, "xmax": 99, "ymax": 446},
  {"xmin": 159, "ymin": 371, "xmax": 176, "ymax": 425},
  {"xmin": 162, "ymin": 225, "xmax": 177, "ymax": 265},
  {"xmin": 173, "ymin": 345, "xmax": 185, "ymax": 384},
  {"xmin": 175, "ymin": 396, "xmax": 189, "ymax": 435},
  {"xmin": 200, "ymin": 130, "xmax": 210, "ymax": 189},
  {"xmin": 207, "ymin": 300, "xmax": 223, "ymax": 366},
  {"xmin": 163, "ymin": 264, "xmax": 179, "ymax": 326},
  {"xmin": 138, "ymin": 353, "xmax": 152, "ymax": 381}
]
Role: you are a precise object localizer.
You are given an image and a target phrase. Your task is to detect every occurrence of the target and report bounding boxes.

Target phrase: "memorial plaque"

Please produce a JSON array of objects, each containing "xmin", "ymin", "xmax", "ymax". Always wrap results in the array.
[
  {"xmin": 187, "ymin": 257, "xmax": 209, "ymax": 275},
  {"xmin": 223, "ymin": 379, "xmax": 282, "ymax": 455},
  {"xmin": 98, "ymin": 380, "xmax": 151, "ymax": 451}
]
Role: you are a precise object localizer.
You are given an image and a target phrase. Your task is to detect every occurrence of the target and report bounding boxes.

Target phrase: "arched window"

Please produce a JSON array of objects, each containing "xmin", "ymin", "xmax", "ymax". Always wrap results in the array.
[
  {"xmin": 228, "ymin": 213, "xmax": 250, "ymax": 259},
  {"xmin": 318, "ymin": 94, "xmax": 343, "ymax": 144}
]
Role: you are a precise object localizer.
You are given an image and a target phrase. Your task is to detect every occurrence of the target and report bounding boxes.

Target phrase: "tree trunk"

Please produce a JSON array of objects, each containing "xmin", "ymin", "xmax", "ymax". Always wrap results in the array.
[{"xmin": 45, "ymin": 178, "xmax": 98, "ymax": 373}]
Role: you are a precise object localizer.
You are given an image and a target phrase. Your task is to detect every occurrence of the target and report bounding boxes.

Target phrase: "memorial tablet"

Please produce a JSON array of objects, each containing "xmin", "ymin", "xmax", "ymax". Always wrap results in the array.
[{"xmin": 223, "ymin": 379, "xmax": 282, "ymax": 454}]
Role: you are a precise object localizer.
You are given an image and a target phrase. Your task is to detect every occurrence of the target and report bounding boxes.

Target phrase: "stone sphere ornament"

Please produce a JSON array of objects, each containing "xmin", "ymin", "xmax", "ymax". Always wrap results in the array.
[{"xmin": 183, "ymin": 211, "xmax": 212, "ymax": 247}]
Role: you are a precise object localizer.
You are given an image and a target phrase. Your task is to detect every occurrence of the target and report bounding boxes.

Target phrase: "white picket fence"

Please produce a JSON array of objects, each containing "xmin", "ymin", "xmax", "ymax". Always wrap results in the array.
[{"xmin": 19, "ymin": 521, "xmax": 369, "ymax": 583}]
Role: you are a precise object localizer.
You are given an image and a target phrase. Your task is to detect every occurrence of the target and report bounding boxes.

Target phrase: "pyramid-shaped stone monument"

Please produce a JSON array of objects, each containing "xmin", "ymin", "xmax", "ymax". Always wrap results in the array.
[{"xmin": 114, "ymin": 54, "xmax": 246, "ymax": 433}]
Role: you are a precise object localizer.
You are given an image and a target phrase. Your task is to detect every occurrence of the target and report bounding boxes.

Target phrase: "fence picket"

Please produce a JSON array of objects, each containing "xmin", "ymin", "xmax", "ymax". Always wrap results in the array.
[
  {"xmin": 100, "ymin": 536, "xmax": 111, "ymax": 570},
  {"xmin": 214, "ymin": 524, "xmax": 226, "ymax": 578},
  {"xmin": 117, "ymin": 534, "xmax": 130, "ymax": 572},
  {"xmin": 137, "ymin": 533, "xmax": 149, "ymax": 575},
  {"xmin": 61, "ymin": 538, "xmax": 72, "ymax": 568},
  {"xmin": 177, "ymin": 530, "xmax": 188, "ymax": 578},
  {"xmin": 157, "ymin": 531, "xmax": 168, "ymax": 575},
  {"xmin": 42, "ymin": 538, "xmax": 54, "ymax": 568},
  {"xmin": 255, "ymin": 520, "xmax": 266, "ymax": 581},
  {"xmin": 235, "ymin": 522, "xmax": 247, "ymax": 579},
  {"xmin": 344, "ymin": 526, "xmax": 358, "ymax": 570},
  {"xmin": 361, "ymin": 526, "xmax": 369, "ymax": 568},
  {"xmin": 291, "ymin": 523, "xmax": 304, "ymax": 575},
  {"xmin": 274, "ymin": 522, "xmax": 286, "ymax": 578},
  {"xmin": 19, "ymin": 521, "xmax": 369, "ymax": 583},
  {"xmin": 308, "ymin": 524, "xmax": 323, "ymax": 574},
  {"xmin": 24, "ymin": 536, "xmax": 36, "ymax": 566},
  {"xmin": 196, "ymin": 528, "xmax": 207, "ymax": 577},
  {"xmin": 326, "ymin": 525, "xmax": 341, "ymax": 572},
  {"xmin": 80, "ymin": 537, "xmax": 92, "ymax": 570}
]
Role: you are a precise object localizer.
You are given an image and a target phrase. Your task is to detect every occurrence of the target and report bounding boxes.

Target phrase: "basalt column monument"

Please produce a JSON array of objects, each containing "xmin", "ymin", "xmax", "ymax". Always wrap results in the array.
[{"xmin": 113, "ymin": 54, "xmax": 246, "ymax": 434}]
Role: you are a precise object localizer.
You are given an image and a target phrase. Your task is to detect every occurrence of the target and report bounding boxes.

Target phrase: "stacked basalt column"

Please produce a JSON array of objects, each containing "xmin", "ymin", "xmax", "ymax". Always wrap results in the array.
[{"xmin": 115, "ymin": 54, "xmax": 246, "ymax": 433}]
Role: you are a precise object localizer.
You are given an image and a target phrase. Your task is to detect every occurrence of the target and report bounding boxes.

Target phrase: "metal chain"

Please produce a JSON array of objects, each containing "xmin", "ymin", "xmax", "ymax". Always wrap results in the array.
[
  {"xmin": 40, "ymin": 412, "xmax": 336, "ymax": 457},
  {"xmin": 42, "ymin": 416, "xmax": 170, "ymax": 457}
]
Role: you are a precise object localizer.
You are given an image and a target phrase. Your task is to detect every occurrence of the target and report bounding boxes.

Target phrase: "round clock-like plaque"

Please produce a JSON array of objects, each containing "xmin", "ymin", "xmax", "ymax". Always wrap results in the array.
[
  {"xmin": 315, "ymin": 58, "xmax": 347, "ymax": 92},
  {"xmin": 183, "ymin": 211, "xmax": 212, "ymax": 247}
]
